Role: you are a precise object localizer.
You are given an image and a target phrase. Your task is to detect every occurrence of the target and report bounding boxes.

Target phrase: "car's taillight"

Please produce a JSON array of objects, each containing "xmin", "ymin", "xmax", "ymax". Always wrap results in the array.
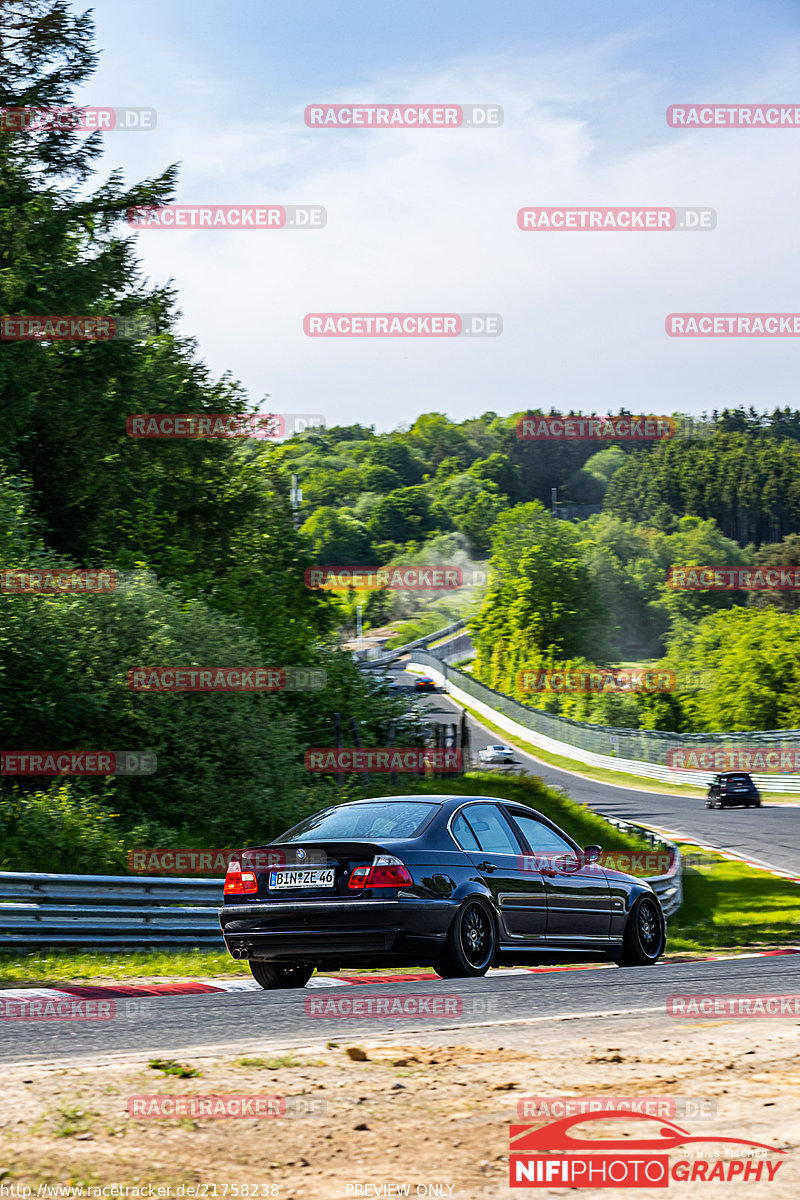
[
  {"xmin": 224, "ymin": 860, "xmax": 258, "ymax": 896},
  {"xmin": 348, "ymin": 854, "xmax": 413, "ymax": 890}
]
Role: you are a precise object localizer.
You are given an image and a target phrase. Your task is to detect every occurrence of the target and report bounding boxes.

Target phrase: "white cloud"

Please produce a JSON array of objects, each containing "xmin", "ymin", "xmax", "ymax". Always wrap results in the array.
[{"xmin": 84, "ymin": 37, "xmax": 800, "ymax": 429}]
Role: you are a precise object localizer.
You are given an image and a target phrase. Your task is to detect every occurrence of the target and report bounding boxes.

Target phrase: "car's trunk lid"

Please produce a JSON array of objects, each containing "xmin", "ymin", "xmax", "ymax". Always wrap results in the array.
[{"xmin": 239, "ymin": 841, "xmax": 391, "ymax": 900}]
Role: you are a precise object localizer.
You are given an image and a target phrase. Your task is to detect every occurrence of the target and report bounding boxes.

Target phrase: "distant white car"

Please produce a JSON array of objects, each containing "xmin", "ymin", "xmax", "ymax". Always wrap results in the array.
[{"xmin": 477, "ymin": 744, "xmax": 515, "ymax": 764}]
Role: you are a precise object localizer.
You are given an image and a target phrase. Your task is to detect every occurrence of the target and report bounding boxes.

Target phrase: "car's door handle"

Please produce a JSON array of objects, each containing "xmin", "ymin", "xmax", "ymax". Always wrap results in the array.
[{"xmin": 477, "ymin": 860, "xmax": 497, "ymax": 873}]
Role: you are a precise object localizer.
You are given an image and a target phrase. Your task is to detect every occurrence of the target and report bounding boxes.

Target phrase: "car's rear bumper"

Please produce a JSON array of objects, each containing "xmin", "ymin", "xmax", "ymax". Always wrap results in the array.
[{"xmin": 219, "ymin": 897, "xmax": 455, "ymax": 964}]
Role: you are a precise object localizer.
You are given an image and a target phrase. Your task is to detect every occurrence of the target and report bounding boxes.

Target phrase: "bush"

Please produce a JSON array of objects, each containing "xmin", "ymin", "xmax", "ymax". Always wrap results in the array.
[{"xmin": 0, "ymin": 783, "xmax": 127, "ymax": 874}]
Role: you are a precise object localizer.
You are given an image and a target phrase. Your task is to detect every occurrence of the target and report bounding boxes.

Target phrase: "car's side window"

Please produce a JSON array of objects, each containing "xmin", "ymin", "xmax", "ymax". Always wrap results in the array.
[
  {"xmin": 451, "ymin": 812, "xmax": 481, "ymax": 852},
  {"xmin": 509, "ymin": 813, "xmax": 575, "ymax": 855},
  {"xmin": 461, "ymin": 804, "xmax": 522, "ymax": 855}
]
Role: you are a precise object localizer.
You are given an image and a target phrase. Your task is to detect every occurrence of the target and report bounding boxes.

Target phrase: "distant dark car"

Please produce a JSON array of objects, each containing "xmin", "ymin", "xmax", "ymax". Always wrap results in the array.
[
  {"xmin": 706, "ymin": 772, "xmax": 761, "ymax": 809},
  {"xmin": 415, "ymin": 676, "xmax": 437, "ymax": 692},
  {"xmin": 219, "ymin": 794, "xmax": 666, "ymax": 989}
]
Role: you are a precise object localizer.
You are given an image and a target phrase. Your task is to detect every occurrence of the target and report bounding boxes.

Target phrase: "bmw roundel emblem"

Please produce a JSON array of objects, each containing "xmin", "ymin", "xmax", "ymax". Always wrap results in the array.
[{"xmin": 296, "ymin": 848, "xmax": 306, "ymax": 861}]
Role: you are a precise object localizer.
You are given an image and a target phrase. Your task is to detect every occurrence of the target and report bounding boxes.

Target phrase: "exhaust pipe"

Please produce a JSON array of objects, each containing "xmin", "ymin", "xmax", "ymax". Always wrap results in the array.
[{"xmin": 232, "ymin": 947, "xmax": 250, "ymax": 960}]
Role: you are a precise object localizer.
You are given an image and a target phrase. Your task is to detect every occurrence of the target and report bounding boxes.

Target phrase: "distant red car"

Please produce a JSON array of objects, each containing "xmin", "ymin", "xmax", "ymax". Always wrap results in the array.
[{"xmin": 415, "ymin": 676, "xmax": 437, "ymax": 692}]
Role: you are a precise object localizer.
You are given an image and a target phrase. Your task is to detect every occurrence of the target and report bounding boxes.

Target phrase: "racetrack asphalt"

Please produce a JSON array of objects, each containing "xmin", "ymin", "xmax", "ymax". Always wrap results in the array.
[{"xmin": 3, "ymin": 954, "xmax": 799, "ymax": 1066}]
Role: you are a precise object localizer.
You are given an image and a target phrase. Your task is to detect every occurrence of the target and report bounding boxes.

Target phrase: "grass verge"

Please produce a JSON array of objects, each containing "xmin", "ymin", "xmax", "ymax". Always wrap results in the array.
[
  {"xmin": 0, "ymin": 949, "xmax": 250, "ymax": 986},
  {"xmin": 667, "ymin": 842, "xmax": 800, "ymax": 952}
]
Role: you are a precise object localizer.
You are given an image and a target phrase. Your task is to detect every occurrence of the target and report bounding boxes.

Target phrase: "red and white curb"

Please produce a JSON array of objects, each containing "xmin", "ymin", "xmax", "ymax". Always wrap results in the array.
[{"xmin": 2, "ymin": 948, "xmax": 799, "ymax": 1006}]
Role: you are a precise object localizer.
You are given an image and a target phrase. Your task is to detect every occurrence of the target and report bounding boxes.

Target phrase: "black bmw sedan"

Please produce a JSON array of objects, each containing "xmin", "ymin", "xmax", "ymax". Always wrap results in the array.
[
  {"xmin": 219, "ymin": 794, "xmax": 666, "ymax": 989},
  {"xmin": 705, "ymin": 772, "xmax": 761, "ymax": 809}
]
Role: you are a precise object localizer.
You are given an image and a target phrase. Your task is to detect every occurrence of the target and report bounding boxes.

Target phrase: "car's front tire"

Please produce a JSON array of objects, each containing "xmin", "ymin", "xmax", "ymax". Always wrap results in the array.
[
  {"xmin": 249, "ymin": 960, "xmax": 314, "ymax": 990},
  {"xmin": 617, "ymin": 896, "xmax": 665, "ymax": 967},
  {"xmin": 435, "ymin": 898, "xmax": 497, "ymax": 978}
]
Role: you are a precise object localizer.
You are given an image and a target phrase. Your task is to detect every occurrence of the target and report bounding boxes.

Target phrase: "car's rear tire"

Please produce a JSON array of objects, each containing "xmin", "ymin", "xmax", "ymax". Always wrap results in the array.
[
  {"xmin": 435, "ymin": 898, "xmax": 496, "ymax": 978},
  {"xmin": 617, "ymin": 896, "xmax": 665, "ymax": 967},
  {"xmin": 248, "ymin": 960, "xmax": 314, "ymax": 990}
]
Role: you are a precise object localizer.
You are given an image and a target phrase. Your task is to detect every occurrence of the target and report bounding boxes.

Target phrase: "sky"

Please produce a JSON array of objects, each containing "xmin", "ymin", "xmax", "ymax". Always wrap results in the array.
[{"xmin": 73, "ymin": 0, "xmax": 800, "ymax": 431}]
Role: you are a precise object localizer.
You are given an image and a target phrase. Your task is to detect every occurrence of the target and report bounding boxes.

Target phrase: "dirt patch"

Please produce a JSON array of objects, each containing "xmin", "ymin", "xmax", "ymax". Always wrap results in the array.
[{"xmin": 1, "ymin": 1013, "xmax": 798, "ymax": 1198}]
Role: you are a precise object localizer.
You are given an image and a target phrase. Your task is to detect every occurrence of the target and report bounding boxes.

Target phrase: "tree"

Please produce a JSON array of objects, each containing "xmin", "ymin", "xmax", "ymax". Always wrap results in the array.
[
  {"xmin": 300, "ymin": 507, "xmax": 374, "ymax": 564},
  {"xmin": 367, "ymin": 487, "xmax": 442, "ymax": 544},
  {"xmin": 471, "ymin": 502, "xmax": 607, "ymax": 691}
]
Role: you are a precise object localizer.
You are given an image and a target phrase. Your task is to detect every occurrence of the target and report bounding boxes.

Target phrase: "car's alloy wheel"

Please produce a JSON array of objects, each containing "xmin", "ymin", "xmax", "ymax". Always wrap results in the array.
[
  {"xmin": 435, "ymin": 898, "xmax": 496, "ymax": 977},
  {"xmin": 617, "ymin": 896, "xmax": 665, "ymax": 967},
  {"xmin": 249, "ymin": 959, "xmax": 314, "ymax": 990}
]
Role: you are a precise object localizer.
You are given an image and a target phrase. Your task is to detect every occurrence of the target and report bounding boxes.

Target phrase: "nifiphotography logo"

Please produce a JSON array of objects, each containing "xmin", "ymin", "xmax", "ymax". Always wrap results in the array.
[{"xmin": 509, "ymin": 1111, "xmax": 785, "ymax": 1187}]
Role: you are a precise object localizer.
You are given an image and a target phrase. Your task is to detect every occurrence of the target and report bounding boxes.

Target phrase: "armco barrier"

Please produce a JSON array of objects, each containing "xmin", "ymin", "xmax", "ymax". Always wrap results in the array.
[
  {"xmin": 0, "ymin": 839, "xmax": 680, "ymax": 947},
  {"xmin": 359, "ymin": 619, "xmax": 466, "ymax": 669},
  {"xmin": 599, "ymin": 820, "xmax": 683, "ymax": 918},
  {"xmin": 0, "ymin": 871, "xmax": 223, "ymax": 949},
  {"xmin": 408, "ymin": 652, "xmax": 800, "ymax": 794}
]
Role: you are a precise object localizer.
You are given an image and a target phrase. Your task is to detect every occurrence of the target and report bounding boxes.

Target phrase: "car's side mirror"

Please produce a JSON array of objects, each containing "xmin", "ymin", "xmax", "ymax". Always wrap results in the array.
[{"xmin": 583, "ymin": 845, "xmax": 602, "ymax": 863}]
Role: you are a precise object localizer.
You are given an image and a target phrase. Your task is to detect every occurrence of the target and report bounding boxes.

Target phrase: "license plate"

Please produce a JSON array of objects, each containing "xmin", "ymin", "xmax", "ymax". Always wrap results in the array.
[{"xmin": 269, "ymin": 868, "xmax": 335, "ymax": 890}]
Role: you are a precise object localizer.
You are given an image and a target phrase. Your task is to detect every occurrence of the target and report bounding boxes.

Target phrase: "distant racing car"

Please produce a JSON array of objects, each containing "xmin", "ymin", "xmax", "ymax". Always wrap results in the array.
[
  {"xmin": 478, "ymin": 744, "xmax": 515, "ymax": 765},
  {"xmin": 414, "ymin": 676, "xmax": 437, "ymax": 692}
]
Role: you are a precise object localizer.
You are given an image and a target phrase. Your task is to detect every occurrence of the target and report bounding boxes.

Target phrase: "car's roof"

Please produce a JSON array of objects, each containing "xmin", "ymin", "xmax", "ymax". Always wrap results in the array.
[{"xmin": 340, "ymin": 794, "xmax": 532, "ymax": 813}]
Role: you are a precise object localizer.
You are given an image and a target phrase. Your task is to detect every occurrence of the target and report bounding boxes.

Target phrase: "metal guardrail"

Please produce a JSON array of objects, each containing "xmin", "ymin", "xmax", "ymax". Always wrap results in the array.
[
  {"xmin": 0, "ymin": 871, "xmax": 224, "ymax": 949},
  {"xmin": 429, "ymin": 631, "xmax": 475, "ymax": 663},
  {"xmin": 358, "ymin": 619, "xmax": 467, "ymax": 669},
  {"xmin": 599, "ymin": 820, "xmax": 683, "ymax": 918}
]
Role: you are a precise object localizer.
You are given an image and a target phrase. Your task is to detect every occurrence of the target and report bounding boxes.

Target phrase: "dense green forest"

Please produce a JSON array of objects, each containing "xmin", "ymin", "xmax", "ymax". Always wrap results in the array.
[{"xmin": 0, "ymin": 0, "xmax": 422, "ymax": 869}]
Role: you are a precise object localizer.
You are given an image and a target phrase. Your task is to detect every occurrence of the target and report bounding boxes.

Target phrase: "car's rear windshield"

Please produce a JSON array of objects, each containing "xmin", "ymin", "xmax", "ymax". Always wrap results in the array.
[
  {"xmin": 277, "ymin": 801, "xmax": 441, "ymax": 842},
  {"xmin": 724, "ymin": 774, "xmax": 751, "ymax": 782}
]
